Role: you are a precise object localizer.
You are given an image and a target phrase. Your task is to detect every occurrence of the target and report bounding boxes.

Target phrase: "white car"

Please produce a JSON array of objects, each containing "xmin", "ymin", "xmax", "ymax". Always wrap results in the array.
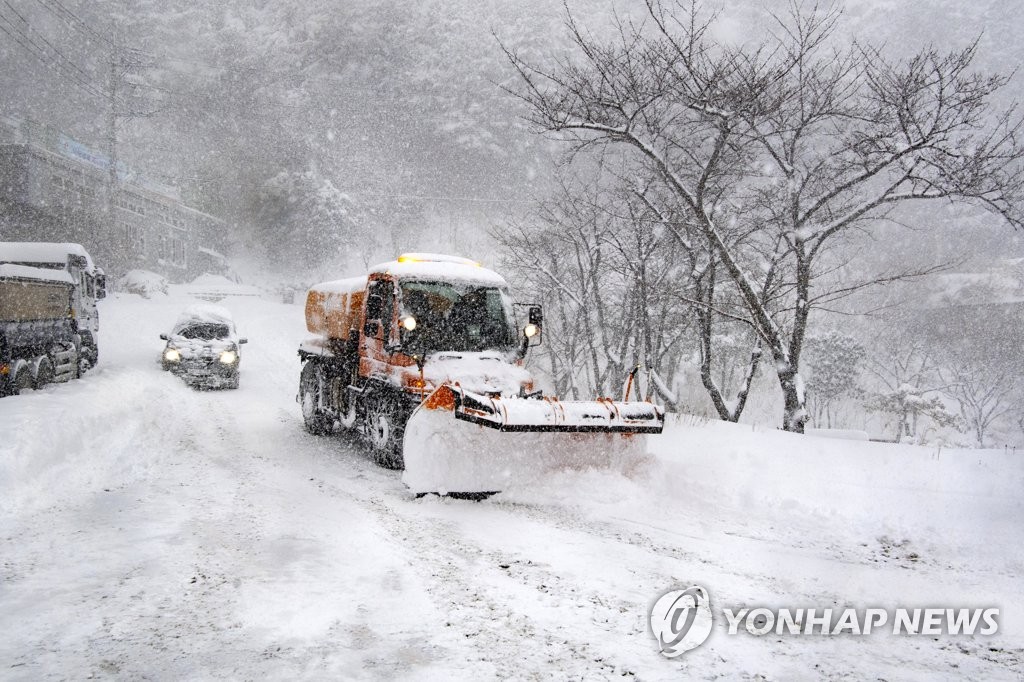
[{"xmin": 160, "ymin": 304, "xmax": 247, "ymax": 389}]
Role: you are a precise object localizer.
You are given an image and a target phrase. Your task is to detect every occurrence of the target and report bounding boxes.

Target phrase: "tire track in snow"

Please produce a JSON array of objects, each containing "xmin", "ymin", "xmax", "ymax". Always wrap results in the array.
[{"xmin": 301, "ymin": 454, "xmax": 642, "ymax": 679}]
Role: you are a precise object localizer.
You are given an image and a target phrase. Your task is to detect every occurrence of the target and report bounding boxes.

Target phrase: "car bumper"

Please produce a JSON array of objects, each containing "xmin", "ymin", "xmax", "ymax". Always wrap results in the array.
[{"xmin": 168, "ymin": 360, "xmax": 239, "ymax": 386}]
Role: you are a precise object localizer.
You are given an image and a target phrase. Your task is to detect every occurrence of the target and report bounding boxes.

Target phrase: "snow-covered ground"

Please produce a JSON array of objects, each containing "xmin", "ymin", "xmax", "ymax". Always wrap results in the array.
[{"xmin": 1, "ymin": 291, "xmax": 1022, "ymax": 680}]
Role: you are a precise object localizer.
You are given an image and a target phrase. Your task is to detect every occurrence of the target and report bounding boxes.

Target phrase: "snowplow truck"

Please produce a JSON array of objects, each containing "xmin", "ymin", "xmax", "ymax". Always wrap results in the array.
[
  {"xmin": 0, "ymin": 242, "xmax": 106, "ymax": 396},
  {"xmin": 297, "ymin": 253, "xmax": 663, "ymax": 496}
]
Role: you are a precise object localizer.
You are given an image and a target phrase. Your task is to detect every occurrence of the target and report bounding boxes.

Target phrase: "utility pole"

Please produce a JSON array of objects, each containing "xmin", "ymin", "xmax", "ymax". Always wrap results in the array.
[
  {"xmin": 106, "ymin": 49, "xmax": 118, "ymax": 237},
  {"xmin": 105, "ymin": 45, "xmax": 155, "ymax": 272}
]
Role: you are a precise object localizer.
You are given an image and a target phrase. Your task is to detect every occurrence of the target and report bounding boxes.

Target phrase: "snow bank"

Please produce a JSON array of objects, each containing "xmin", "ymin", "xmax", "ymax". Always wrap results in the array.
[
  {"xmin": 804, "ymin": 427, "xmax": 870, "ymax": 441},
  {"xmin": 185, "ymin": 274, "xmax": 261, "ymax": 300},
  {"xmin": 654, "ymin": 419, "xmax": 1019, "ymax": 534}
]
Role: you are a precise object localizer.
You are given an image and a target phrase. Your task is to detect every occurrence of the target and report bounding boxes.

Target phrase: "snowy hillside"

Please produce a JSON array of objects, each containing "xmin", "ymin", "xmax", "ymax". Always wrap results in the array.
[{"xmin": 1, "ymin": 291, "xmax": 1022, "ymax": 679}]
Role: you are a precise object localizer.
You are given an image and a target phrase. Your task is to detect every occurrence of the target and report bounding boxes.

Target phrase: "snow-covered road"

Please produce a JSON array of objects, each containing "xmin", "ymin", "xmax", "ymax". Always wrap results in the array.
[{"xmin": 2, "ymin": 292, "xmax": 1022, "ymax": 680}]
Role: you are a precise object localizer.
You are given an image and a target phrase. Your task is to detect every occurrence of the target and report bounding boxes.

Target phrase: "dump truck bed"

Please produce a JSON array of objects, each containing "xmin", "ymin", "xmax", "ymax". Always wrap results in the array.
[{"xmin": 0, "ymin": 265, "xmax": 74, "ymax": 323}]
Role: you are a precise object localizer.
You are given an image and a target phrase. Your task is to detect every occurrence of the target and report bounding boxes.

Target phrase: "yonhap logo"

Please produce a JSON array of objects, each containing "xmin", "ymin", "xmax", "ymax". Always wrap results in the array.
[
  {"xmin": 647, "ymin": 584, "xmax": 1000, "ymax": 660},
  {"xmin": 649, "ymin": 586, "xmax": 714, "ymax": 657}
]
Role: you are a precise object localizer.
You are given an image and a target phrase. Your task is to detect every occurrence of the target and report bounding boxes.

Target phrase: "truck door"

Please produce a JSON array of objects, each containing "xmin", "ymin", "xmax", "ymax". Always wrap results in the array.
[
  {"xmin": 359, "ymin": 278, "xmax": 397, "ymax": 379},
  {"xmin": 67, "ymin": 255, "xmax": 98, "ymax": 336}
]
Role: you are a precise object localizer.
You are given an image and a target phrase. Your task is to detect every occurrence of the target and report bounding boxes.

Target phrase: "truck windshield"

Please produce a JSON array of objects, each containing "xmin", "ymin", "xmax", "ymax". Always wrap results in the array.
[{"xmin": 400, "ymin": 281, "xmax": 516, "ymax": 353}]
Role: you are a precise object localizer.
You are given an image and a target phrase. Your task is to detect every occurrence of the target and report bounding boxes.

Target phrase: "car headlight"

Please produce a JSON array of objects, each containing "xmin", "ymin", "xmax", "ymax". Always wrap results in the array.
[
  {"xmin": 219, "ymin": 350, "xmax": 237, "ymax": 364},
  {"xmin": 164, "ymin": 348, "xmax": 181, "ymax": 362}
]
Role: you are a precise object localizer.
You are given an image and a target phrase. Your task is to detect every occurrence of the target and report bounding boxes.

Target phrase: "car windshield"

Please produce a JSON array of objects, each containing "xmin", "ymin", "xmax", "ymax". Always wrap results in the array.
[
  {"xmin": 177, "ymin": 323, "xmax": 230, "ymax": 340},
  {"xmin": 400, "ymin": 281, "xmax": 516, "ymax": 353}
]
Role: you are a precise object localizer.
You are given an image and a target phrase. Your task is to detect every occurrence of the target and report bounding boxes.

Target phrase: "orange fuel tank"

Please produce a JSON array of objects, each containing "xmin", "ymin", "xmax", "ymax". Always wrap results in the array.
[{"xmin": 304, "ymin": 275, "xmax": 368, "ymax": 340}]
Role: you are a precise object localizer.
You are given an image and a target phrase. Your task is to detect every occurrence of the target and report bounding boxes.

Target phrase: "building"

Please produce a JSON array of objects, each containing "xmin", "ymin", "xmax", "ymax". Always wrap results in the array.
[{"xmin": 0, "ymin": 117, "xmax": 227, "ymax": 281}]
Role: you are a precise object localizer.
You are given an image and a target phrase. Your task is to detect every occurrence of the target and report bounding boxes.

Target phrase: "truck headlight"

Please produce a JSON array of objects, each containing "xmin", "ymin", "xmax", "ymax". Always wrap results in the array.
[
  {"xmin": 219, "ymin": 350, "xmax": 237, "ymax": 364},
  {"xmin": 164, "ymin": 348, "xmax": 181, "ymax": 362},
  {"xmin": 400, "ymin": 315, "xmax": 417, "ymax": 331},
  {"xmin": 524, "ymin": 323, "xmax": 539, "ymax": 338}
]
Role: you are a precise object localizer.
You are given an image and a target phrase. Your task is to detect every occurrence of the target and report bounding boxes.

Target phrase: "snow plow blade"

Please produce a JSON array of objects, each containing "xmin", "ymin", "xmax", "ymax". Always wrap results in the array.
[{"xmin": 401, "ymin": 385, "xmax": 663, "ymax": 495}]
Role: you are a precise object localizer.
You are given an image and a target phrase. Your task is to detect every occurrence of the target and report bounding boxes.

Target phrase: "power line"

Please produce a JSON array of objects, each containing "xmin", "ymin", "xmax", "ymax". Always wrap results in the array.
[
  {"xmin": 33, "ymin": 0, "xmax": 114, "ymax": 48},
  {"xmin": 0, "ymin": 9, "xmax": 107, "ymax": 100},
  {"xmin": 3, "ymin": 0, "xmax": 104, "ymax": 92}
]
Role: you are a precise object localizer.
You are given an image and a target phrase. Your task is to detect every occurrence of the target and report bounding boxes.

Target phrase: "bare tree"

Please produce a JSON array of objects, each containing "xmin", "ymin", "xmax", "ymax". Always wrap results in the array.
[
  {"xmin": 496, "ymin": 170, "xmax": 692, "ymax": 401},
  {"xmin": 927, "ymin": 303, "xmax": 1024, "ymax": 447},
  {"xmin": 941, "ymin": 358, "xmax": 1017, "ymax": 447},
  {"xmin": 631, "ymin": 184, "xmax": 771, "ymax": 421},
  {"xmin": 502, "ymin": 0, "xmax": 1024, "ymax": 431}
]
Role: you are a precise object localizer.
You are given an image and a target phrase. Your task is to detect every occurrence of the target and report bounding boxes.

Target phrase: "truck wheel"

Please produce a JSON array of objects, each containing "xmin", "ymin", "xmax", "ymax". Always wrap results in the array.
[
  {"xmin": 33, "ymin": 357, "xmax": 54, "ymax": 388},
  {"xmin": 79, "ymin": 333, "xmax": 98, "ymax": 372},
  {"xmin": 299, "ymin": 362, "xmax": 333, "ymax": 435},
  {"xmin": 12, "ymin": 361, "xmax": 33, "ymax": 395},
  {"xmin": 338, "ymin": 382, "xmax": 358, "ymax": 430},
  {"xmin": 365, "ymin": 395, "xmax": 405, "ymax": 470}
]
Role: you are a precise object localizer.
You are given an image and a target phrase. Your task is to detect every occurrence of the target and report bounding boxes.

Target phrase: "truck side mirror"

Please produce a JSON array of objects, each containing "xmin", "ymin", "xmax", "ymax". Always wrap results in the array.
[
  {"xmin": 238, "ymin": 338, "xmax": 248, "ymax": 344},
  {"xmin": 159, "ymin": 333, "xmax": 168, "ymax": 340},
  {"xmin": 95, "ymin": 273, "xmax": 107, "ymax": 299},
  {"xmin": 518, "ymin": 304, "xmax": 543, "ymax": 357},
  {"xmin": 525, "ymin": 305, "xmax": 543, "ymax": 344}
]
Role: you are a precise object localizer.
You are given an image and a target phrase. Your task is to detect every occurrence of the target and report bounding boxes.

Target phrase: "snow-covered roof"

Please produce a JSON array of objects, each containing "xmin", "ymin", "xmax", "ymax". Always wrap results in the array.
[
  {"xmin": 0, "ymin": 263, "xmax": 75, "ymax": 285},
  {"xmin": 0, "ymin": 242, "xmax": 95, "ymax": 273},
  {"xmin": 172, "ymin": 304, "xmax": 235, "ymax": 333},
  {"xmin": 370, "ymin": 254, "xmax": 507, "ymax": 287}
]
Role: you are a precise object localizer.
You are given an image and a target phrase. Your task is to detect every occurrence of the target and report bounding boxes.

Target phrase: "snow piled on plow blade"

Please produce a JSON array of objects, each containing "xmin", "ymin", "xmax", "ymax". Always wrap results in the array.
[{"xmin": 401, "ymin": 386, "xmax": 661, "ymax": 494}]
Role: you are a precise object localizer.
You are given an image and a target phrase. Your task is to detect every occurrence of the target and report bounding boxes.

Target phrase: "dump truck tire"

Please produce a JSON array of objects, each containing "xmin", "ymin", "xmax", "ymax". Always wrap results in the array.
[
  {"xmin": 12, "ymin": 361, "xmax": 33, "ymax": 395},
  {"xmin": 299, "ymin": 361, "xmax": 332, "ymax": 435},
  {"xmin": 33, "ymin": 356, "xmax": 54, "ymax": 388},
  {"xmin": 365, "ymin": 393, "xmax": 405, "ymax": 470}
]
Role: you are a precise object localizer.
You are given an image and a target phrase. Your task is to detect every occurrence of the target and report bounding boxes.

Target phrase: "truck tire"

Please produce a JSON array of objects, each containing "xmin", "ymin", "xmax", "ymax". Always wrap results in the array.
[
  {"xmin": 12, "ymin": 361, "xmax": 33, "ymax": 395},
  {"xmin": 365, "ymin": 393, "xmax": 405, "ymax": 470},
  {"xmin": 78, "ymin": 333, "xmax": 98, "ymax": 372},
  {"xmin": 299, "ymin": 361, "xmax": 333, "ymax": 436},
  {"xmin": 336, "ymin": 378, "xmax": 358, "ymax": 430},
  {"xmin": 33, "ymin": 356, "xmax": 54, "ymax": 388}
]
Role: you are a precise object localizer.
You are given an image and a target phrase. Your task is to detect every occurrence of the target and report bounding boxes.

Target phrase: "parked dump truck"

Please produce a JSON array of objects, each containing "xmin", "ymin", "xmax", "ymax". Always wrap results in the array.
[
  {"xmin": 0, "ymin": 242, "xmax": 106, "ymax": 396},
  {"xmin": 298, "ymin": 253, "xmax": 663, "ymax": 496}
]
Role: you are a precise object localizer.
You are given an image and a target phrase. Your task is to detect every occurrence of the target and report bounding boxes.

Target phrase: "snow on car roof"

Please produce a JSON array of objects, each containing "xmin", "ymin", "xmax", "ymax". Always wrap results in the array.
[
  {"xmin": 172, "ymin": 304, "xmax": 235, "ymax": 333},
  {"xmin": 370, "ymin": 254, "xmax": 507, "ymax": 287},
  {"xmin": 0, "ymin": 263, "xmax": 76, "ymax": 284},
  {"xmin": 0, "ymin": 242, "xmax": 96, "ymax": 273}
]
